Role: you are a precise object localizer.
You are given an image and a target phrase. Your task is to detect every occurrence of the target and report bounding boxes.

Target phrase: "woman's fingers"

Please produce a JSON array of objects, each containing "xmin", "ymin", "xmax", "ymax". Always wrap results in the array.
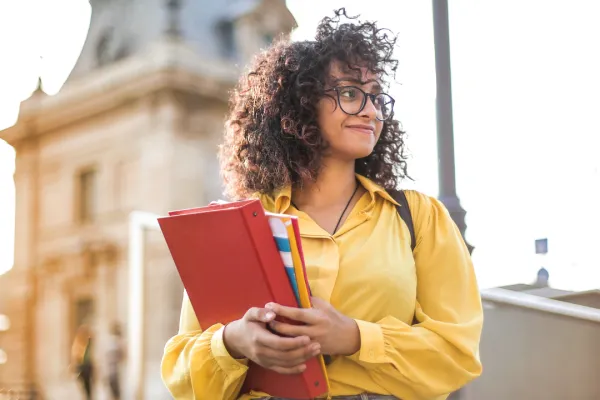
[
  {"xmin": 257, "ymin": 342, "xmax": 321, "ymax": 368},
  {"xmin": 252, "ymin": 326, "xmax": 321, "ymax": 371},
  {"xmin": 257, "ymin": 328, "xmax": 310, "ymax": 351},
  {"xmin": 268, "ymin": 320, "xmax": 312, "ymax": 337},
  {"xmin": 269, "ymin": 364, "xmax": 308, "ymax": 375},
  {"xmin": 244, "ymin": 307, "xmax": 276, "ymax": 323},
  {"xmin": 265, "ymin": 303, "xmax": 320, "ymax": 324}
]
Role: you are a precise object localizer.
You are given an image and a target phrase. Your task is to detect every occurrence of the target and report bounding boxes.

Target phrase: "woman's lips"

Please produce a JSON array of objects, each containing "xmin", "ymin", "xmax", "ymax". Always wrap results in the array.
[{"xmin": 346, "ymin": 124, "xmax": 375, "ymax": 135}]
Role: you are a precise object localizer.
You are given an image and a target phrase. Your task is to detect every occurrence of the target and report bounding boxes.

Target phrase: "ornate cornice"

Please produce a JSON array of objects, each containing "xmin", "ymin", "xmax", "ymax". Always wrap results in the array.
[
  {"xmin": 81, "ymin": 240, "xmax": 119, "ymax": 268},
  {"xmin": 37, "ymin": 240, "xmax": 119, "ymax": 278}
]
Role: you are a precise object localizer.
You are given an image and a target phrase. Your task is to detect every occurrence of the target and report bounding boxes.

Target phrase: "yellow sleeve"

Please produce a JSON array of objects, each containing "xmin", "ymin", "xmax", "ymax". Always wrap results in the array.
[
  {"xmin": 350, "ymin": 191, "xmax": 483, "ymax": 399},
  {"xmin": 161, "ymin": 291, "xmax": 249, "ymax": 400}
]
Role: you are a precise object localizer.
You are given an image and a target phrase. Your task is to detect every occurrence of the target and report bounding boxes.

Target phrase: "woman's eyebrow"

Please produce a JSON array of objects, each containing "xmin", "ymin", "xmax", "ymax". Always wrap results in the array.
[{"xmin": 332, "ymin": 77, "xmax": 383, "ymax": 92}]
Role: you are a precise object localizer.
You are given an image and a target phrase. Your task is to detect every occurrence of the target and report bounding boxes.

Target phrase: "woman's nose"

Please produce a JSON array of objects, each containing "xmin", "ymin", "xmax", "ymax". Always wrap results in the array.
[{"xmin": 359, "ymin": 96, "xmax": 378, "ymax": 119}]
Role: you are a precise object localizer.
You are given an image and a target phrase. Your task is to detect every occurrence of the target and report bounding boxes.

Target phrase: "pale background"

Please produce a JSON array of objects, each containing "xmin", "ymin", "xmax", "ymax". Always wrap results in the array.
[{"xmin": 1, "ymin": 0, "xmax": 600, "ymax": 291}]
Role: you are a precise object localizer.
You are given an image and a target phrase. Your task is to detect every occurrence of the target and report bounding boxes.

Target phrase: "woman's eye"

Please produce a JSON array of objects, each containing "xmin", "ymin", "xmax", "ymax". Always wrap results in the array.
[{"xmin": 339, "ymin": 88, "xmax": 358, "ymax": 98}]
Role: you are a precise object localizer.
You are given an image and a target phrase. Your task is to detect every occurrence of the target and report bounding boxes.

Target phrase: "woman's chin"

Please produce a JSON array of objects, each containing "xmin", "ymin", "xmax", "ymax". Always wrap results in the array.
[
  {"xmin": 326, "ymin": 144, "xmax": 376, "ymax": 162},
  {"xmin": 348, "ymin": 145, "xmax": 376, "ymax": 160}
]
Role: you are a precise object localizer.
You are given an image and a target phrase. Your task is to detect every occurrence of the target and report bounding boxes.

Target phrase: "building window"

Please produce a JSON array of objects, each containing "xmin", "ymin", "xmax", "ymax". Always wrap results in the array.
[
  {"xmin": 262, "ymin": 32, "xmax": 274, "ymax": 46},
  {"xmin": 77, "ymin": 169, "xmax": 97, "ymax": 223},
  {"xmin": 218, "ymin": 21, "xmax": 237, "ymax": 59}
]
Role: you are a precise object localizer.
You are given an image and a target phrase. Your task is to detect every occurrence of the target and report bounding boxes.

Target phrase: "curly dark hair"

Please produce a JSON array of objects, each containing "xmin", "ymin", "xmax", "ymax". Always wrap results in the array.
[{"xmin": 219, "ymin": 8, "xmax": 409, "ymax": 199}]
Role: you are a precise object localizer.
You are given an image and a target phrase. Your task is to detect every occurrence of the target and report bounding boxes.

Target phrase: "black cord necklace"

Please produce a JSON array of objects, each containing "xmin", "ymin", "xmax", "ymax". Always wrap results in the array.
[{"xmin": 291, "ymin": 179, "xmax": 360, "ymax": 235}]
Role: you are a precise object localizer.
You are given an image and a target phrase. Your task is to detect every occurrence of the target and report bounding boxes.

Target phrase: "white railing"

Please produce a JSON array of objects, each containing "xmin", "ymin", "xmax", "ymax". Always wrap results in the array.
[
  {"xmin": 126, "ymin": 211, "xmax": 161, "ymax": 400},
  {"xmin": 481, "ymin": 287, "xmax": 600, "ymax": 323}
]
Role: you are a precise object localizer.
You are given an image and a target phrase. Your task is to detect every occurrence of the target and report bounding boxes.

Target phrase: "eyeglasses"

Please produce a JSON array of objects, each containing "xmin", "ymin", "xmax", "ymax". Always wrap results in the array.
[{"xmin": 327, "ymin": 86, "xmax": 395, "ymax": 121}]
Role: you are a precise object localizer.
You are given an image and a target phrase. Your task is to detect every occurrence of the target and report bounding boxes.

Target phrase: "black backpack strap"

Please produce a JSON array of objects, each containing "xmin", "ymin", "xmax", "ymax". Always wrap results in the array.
[
  {"xmin": 390, "ymin": 190, "xmax": 419, "ymax": 326},
  {"xmin": 389, "ymin": 190, "xmax": 416, "ymax": 252}
]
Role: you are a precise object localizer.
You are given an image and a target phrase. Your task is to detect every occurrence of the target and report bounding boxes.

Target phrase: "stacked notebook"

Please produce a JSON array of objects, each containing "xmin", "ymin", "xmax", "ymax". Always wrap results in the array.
[{"xmin": 158, "ymin": 199, "xmax": 329, "ymax": 399}]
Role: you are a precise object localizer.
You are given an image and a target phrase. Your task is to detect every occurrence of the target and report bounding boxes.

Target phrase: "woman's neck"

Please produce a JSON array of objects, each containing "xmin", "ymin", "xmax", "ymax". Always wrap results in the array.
[{"xmin": 292, "ymin": 159, "xmax": 358, "ymax": 210}]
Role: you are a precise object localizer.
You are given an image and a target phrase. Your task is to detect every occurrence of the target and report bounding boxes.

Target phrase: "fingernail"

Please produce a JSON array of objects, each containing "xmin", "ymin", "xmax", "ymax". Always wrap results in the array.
[
  {"xmin": 265, "ymin": 312, "xmax": 275, "ymax": 320},
  {"xmin": 311, "ymin": 343, "xmax": 321, "ymax": 353},
  {"xmin": 299, "ymin": 364, "xmax": 306, "ymax": 371},
  {"xmin": 265, "ymin": 303, "xmax": 274, "ymax": 309}
]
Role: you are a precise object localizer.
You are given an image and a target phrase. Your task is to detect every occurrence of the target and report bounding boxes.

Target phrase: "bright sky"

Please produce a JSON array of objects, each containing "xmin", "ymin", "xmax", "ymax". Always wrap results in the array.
[
  {"xmin": 0, "ymin": 0, "xmax": 91, "ymax": 275},
  {"xmin": 1, "ymin": 1, "xmax": 600, "ymax": 291}
]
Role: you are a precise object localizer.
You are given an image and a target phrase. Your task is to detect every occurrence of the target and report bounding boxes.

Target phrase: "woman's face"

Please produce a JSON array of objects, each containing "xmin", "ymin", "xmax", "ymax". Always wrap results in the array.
[{"xmin": 316, "ymin": 62, "xmax": 385, "ymax": 162}]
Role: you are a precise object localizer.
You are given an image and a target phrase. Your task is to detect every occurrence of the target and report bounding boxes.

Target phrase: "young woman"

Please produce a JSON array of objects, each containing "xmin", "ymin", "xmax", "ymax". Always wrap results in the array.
[{"xmin": 161, "ymin": 9, "xmax": 483, "ymax": 400}]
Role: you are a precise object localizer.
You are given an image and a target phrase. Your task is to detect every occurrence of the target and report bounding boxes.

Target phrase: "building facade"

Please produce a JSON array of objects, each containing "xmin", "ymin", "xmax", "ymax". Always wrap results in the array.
[{"xmin": 0, "ymin": 1, "xmax": 296, "ymax": 399}]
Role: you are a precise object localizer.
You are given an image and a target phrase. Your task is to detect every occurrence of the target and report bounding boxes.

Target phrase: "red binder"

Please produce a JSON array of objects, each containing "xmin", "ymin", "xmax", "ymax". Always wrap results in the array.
[{"xmin": 158, "ymin": 199, "xmax": 328, "ymax": 399}]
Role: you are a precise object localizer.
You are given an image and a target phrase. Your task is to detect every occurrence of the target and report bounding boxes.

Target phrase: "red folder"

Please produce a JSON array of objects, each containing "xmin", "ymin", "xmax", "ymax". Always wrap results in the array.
[{"xmin": 158, "ymin": 199, "xmax": 328, "ymax": 399}]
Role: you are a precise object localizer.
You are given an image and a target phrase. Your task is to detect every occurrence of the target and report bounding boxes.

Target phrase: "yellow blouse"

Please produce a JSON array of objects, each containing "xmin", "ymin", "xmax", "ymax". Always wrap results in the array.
[{"xmin": 161, "ymin": 174, "xmax": 483, "ymax": 400}]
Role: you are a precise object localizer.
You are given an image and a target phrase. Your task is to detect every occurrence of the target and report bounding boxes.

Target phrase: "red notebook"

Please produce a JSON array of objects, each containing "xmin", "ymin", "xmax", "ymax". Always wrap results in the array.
[{"xmin": 158, "ymin": 199, "xmax": 328, "ymax": 399}]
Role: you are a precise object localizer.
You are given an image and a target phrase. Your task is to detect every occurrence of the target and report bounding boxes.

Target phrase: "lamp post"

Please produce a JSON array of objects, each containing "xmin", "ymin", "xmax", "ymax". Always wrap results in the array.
[{"xmin": 432, "ymin": 0, "xmax": 474, "ymax": 254}]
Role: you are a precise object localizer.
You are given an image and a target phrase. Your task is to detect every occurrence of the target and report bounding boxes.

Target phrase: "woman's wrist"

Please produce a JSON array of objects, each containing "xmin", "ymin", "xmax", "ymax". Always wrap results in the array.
[
  {"xmin": 223, "ymin": 320, "xmax": 246, "ymax": 359},
  {"xmin": 340, "ymin": 316, "xmax": 361, "ymax": 356}
]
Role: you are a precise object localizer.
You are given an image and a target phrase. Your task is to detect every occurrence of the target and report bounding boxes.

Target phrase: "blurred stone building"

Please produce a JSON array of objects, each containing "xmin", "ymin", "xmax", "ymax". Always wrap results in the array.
[{"xmin": 0, "ymin": 1, "xmax": 295, "ymax": 398}]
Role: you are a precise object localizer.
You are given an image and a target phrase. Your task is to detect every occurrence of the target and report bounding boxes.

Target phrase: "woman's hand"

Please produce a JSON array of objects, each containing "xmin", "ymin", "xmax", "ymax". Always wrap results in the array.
[
  {"xmin": 266, "ymin": 297, "xmax": 361, "ymax": 356},
  {"xmin": 223, "ymin": 307, "xmax": 321, "ymax": 374}
]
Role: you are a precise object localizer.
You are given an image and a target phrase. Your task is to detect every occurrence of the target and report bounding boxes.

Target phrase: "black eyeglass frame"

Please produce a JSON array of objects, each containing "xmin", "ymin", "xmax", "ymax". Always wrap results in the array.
[{"xmin": 326, "ymin": 85, "xmax": 396, "ymax": 121}]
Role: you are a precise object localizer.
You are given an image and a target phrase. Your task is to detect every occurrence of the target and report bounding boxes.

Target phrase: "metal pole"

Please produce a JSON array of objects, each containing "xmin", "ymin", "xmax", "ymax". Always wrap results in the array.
[{"xmin": 432, "ymin": 0, "xmax": 474, "ymax": 254}]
